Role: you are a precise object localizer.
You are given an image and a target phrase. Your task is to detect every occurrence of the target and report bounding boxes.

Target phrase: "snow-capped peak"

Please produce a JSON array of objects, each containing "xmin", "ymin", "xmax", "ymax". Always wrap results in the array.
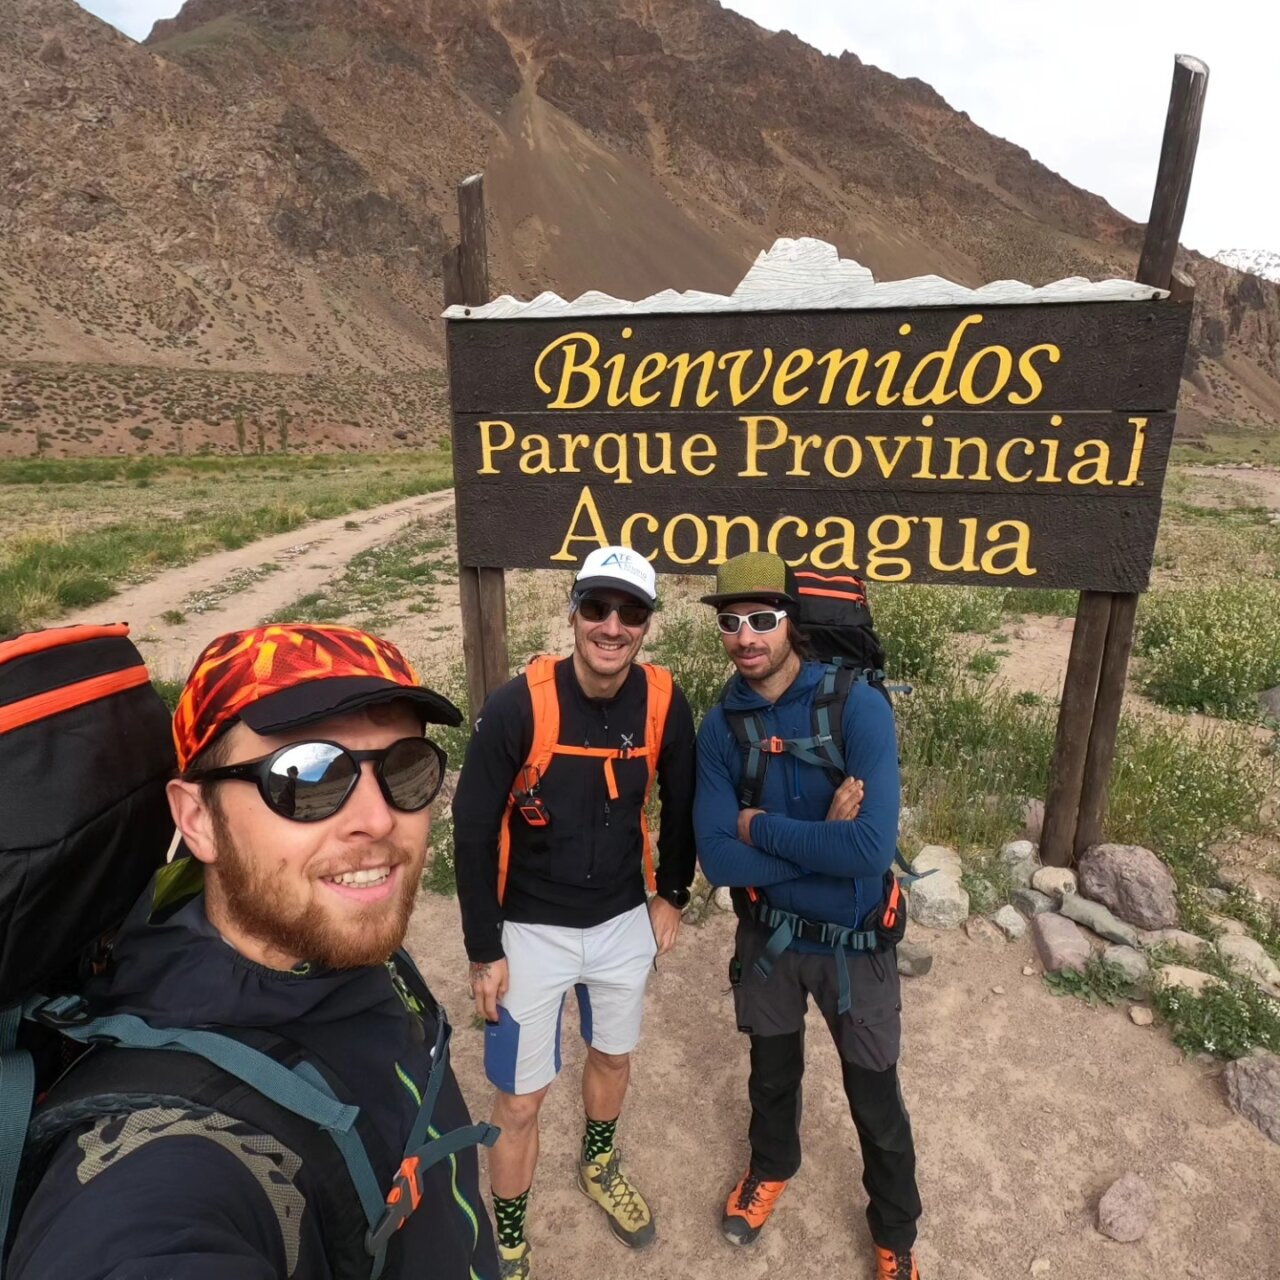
[{"xmin": 1213, "ymin": 248, "xmax": 1280, "ymax": 283}]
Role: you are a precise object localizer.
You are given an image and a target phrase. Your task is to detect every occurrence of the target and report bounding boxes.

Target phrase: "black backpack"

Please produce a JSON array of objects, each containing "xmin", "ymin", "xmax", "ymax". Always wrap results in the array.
[
  {"xmin": 722, "ymin": 568, "xmax": 901, "ymax": 812},
  {"xmin": 0, "ymin": 626, "xmax": 494, "ymax": 1279}
]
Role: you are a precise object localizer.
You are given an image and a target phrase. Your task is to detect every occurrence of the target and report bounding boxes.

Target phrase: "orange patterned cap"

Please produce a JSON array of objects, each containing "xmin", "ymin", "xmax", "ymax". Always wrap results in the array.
[{"xmin": 173, "ymin": 623, "xmax": 460, "ymax": 773}]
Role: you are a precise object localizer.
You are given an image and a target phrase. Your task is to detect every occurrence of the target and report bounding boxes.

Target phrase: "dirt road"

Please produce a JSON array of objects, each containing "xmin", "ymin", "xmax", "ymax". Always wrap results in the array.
[{"xmin": 59, "ymin": 490, "xmax": 456, "ymax": 680}]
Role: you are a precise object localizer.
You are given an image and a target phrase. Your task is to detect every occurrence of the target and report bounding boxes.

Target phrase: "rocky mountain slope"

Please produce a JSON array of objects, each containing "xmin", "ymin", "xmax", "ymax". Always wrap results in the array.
[{"xmin": 1, "ymin": 0, "xmax": 1277, "ymax": 454}]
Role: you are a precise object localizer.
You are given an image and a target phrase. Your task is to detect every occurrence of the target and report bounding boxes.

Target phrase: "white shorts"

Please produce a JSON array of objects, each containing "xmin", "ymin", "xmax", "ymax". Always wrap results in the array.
[{"xmin": 484, "ymin": 904, "xmax": 657, "ymax": 1096}]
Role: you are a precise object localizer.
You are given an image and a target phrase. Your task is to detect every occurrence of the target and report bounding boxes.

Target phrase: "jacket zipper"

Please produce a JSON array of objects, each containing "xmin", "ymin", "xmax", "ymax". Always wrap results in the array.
[{"xmin": 0, "ymin": 665, "xmax": 151, "ymax": 734}]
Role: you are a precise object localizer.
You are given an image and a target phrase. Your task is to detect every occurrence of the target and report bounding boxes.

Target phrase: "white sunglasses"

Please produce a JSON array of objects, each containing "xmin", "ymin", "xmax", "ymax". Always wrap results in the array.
[{"xmin": 715, "ymin": 609, "xmax": 788, "ymax": 636}]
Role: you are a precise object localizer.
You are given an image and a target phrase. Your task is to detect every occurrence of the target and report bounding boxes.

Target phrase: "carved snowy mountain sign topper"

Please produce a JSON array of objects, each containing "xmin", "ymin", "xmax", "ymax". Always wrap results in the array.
[{"xmin": 444, "ymin": 239, "xmax": 1192, "ymax": 590}]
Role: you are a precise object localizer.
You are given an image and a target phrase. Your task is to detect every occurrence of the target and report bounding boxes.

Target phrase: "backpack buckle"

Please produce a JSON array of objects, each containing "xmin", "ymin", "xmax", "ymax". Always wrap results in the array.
[
  {"xmin": 367, "ymin": 1155, "xmax": 423, "ymax": 1251},
  {"xmin": 761, "ymin": 736, "xmax": 787, "ymax": 755},
  {"xmin": 32, "ymin": 994, "xmax": 90, "ymax": 1029}
]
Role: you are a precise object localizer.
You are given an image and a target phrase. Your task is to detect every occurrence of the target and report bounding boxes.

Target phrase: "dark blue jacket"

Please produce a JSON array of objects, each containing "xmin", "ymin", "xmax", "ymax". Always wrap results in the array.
[
  {"xmin": 695, "ymin": 661, "xmax": 900, "ymax": 937},
  {"xmin": 8, "ymin": 876, "xmax": 497, "ymax": 1280}
]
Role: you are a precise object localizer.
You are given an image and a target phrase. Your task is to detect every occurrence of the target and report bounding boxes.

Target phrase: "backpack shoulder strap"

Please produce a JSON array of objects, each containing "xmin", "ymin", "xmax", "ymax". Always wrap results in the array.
[
  {"xmin": 635, "ymin": 664, "xmax": 676, "ymax": 893},
  {"xmin": 0, "ymin": 1004, "xmax": 36, "ymax": 1274},
  {"xmin": 11, "ymin": 1030, "xmax": 376, "ymax": 1280},
  {"xmin": 497, "ymin": 657, "xmax": 563, "ymax": 904},
  {"xmin": 522, "ymin": 655, "xmax": 562, "ymax": 779},
  {"xmin": 810, "ymin": 661, "xmax": 856, "ymax": 785}
]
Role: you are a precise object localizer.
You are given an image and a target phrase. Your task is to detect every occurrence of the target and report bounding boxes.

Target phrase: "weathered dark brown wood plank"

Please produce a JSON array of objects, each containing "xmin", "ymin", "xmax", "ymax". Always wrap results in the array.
[
  {"xmin": 453, "ymin": 483, "xmax": 1166, "ymax": 591},
  {"xmin": 1048, "ymin": 53, "xmax": 1207, "ymax": 865},
  {"xmin": 446, "ymin": 172, "xmax": 509, "ymax": 716},
  {"xmin": 446, "ymin": 301, "xmax": 1192, "ymax": 416},
  {"xmin": 1041, "ymin": 590, "xmax": 1112, "ymax": 867}
]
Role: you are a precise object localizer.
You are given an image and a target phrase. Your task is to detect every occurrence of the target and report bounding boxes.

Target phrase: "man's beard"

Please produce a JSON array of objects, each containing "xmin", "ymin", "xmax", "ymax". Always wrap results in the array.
[{"xmin": 207, "ymin": 804, "xmax": 422, "ymax": 969}]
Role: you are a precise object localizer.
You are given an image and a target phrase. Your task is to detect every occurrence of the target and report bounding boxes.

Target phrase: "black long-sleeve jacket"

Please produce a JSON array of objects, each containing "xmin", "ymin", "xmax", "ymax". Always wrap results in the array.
[{"xmin": 452, "ymin": 657, "xmax": 697, "ymax": 963}]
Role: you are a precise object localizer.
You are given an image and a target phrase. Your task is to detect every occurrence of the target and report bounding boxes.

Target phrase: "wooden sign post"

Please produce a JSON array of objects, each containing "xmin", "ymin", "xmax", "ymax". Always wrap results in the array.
[
  {"xmin": 443, "ymin": 55, "xmax": 1205, "ymax": 858},
  {"xmin": 1040, "ymin": 54, "xmax": 1208, "ymax": 866},
  {"xmin": 443, "ymin": 174, "xmax": 509, "ymax": 720}
]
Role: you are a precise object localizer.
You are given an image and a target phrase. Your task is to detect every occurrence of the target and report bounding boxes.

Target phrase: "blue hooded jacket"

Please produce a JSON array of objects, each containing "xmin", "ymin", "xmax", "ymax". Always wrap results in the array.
[{"xmin": 695, "ymin": 661, "xmax": 900, "ymax": 939}]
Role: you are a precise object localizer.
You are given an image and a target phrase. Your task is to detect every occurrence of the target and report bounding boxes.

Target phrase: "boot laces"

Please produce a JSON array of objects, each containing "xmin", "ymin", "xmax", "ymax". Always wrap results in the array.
[
  {"xmin": 735, "ymin": 1172, "xmax": 766, "ymax": 1211},
  {"xmin": 596, "ymin": 1150, "xmax": 647, "ymax": 1226}
]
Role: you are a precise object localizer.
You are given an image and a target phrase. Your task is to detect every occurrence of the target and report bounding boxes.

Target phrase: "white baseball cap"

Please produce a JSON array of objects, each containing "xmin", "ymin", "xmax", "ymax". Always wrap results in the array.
[{"xmin": 573, "ymin": 546, "xmax": 657, "ymax": 608}]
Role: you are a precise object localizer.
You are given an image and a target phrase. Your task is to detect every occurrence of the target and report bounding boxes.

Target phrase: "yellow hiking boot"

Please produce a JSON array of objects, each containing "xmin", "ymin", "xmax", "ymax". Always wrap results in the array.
[
  {"xmin": 577, "ymin": 1147, "xmax": 656, "ymax": 1248},
  {"xmin": 497, "ymin": 1241, "xmax": 531, "ymax": 1279}
]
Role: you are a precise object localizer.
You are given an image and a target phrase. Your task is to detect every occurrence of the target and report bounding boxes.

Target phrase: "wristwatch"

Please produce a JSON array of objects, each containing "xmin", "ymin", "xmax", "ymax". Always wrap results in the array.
[{"xmin": 657, "ymin": 885, "xmax": 692, "ymax": 910}]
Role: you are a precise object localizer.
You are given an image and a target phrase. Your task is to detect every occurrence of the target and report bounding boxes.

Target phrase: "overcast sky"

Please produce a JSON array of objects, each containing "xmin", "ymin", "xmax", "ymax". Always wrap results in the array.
[{"xmin": 83, "ymin": 0, "xmax": 1276, "ymax": 254}]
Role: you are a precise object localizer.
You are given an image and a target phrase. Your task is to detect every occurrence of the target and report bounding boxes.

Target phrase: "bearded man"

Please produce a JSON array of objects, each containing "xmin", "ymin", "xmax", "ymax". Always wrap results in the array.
[{"xmin": 7, "ymin": 623, "xmax": 498, "ymax": 1280}]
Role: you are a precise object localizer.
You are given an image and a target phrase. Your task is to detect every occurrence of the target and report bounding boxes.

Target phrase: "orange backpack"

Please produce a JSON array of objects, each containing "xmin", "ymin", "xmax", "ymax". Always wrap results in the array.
[{"xmin": 496, "ymin": 656, "xmax": 674, "ymax": 903}]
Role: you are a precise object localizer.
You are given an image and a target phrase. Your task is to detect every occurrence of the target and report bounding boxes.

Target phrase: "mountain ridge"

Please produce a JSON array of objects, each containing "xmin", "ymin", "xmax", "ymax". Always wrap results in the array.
[{"xmin": 1, "ymin": 0, "xmax": 1277, "ymax": 456}]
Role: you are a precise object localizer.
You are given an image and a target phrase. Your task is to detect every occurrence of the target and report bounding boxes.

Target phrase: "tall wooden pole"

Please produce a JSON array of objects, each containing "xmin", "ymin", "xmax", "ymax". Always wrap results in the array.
[
  {"xmin": 1041, "ymin": 54, "xmax": 1208, "ymax": 866},
  {"xmin": 446, "ymin": 174, "xmax": 510, "ymax": 721}
]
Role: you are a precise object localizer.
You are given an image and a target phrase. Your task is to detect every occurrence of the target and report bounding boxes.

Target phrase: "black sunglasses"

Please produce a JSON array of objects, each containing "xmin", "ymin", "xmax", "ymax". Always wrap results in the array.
[
  {"xmin": 716, "ymin": 609, "xmax": 788, "ymax": 635},
  {"xmin": 189, "ymin": 737, "xmax": 446, "ymax": 823},
  {"xmin": 575, "ymin": 595, "xmax": 652, "ymax": 627}
]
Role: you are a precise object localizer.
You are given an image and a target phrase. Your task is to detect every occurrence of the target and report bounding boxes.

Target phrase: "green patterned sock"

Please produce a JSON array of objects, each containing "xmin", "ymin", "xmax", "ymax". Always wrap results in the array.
[
  {"xmin": 582, "ymin": 1115, "xmax": 618, "ymax": 1163},
  {"xmin": 492, "ymin": 1188, "xmax": 530, "ymax": 1252}
]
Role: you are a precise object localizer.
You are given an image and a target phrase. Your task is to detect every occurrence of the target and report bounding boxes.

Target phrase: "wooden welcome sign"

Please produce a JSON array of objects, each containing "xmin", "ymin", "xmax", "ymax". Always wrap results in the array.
[
  {"xmin": 441, "ymin": 51, "xmax": 1207, "ymax": 871},
  {"xmin": 448, "ymin": 280, "xmax": 1191, "ymax": 592}
]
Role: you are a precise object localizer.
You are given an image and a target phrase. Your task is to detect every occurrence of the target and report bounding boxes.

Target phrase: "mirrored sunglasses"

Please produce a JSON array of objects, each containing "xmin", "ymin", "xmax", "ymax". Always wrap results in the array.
[
  {"xmin": 190, "ymin": 737, "xmax": 446, "ymax": 822},
  {"xmin": 716, "ymin": 609, "xmax": 789, "ymax": 636},
  {"xmin": 576, "ymin": 596, "xmax": 652, "ymax": 627}
]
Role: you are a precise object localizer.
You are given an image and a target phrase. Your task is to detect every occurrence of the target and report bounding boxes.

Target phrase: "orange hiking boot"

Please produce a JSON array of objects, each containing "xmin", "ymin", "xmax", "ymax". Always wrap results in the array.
[
  {"xmin": 721, "ymin": 1170, "xmax": 788, "ymax": 1246},
  {"xmin": 875, "ymin": 1245, "xmax": 920, "ymax": 1279}
]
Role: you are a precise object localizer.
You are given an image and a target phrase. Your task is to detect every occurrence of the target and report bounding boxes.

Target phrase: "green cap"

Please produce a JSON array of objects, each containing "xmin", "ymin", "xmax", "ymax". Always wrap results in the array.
[{"xmin": 700, "ymin": 551, "xmax": 798, "ymax": 610}]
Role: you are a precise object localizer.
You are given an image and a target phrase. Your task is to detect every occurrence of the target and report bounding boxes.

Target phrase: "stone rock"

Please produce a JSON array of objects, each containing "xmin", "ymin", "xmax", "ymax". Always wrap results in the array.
[
  {"xmin": 1257, "ymin": 686, "xmax": 1280, "ymax": 725},
  {"xmin": 1103, "ymin": 945, "xmax": 1150, "ymax": 985},
  {"xmin": 1059, "ymin": 894, "xmax": 1140, "ymax": 948},
  {"xmin": 1209, "ymin": 913, "xmax": 1248, "ymax": 937},
  {"xmin": 1011, "ymin": 886, "xmax": 1055, "ymax": 917},
  {"xmin": 714, "ymin": 886, "xmax": 734, "ymax": 912},
  {"xmin": 896, "ymin": 939, "xmax": 933, "ymax": 977},
  {"xmin": 1020, "ymin": 797, "xmax": 1045, "ymax": 841},
  {"xmin": 1031, "ymin": 866, "xmax": 1077, "ymax": 901},
  {"xmin": 1129, "ymin": 1005, "xmax": 1154, "ymax": 1026},
  {"xmin": 991, "ymin": 985, "xmax": 1005, "ymax": 994},
  {"xmin": 1031, "ymin": 913, "xmax": 1091, "ymax": 974},
  {"xmin": 1023, "ymin": 965, "xmax": 1037, "ymax": 976},
  {"xmin": 1201, "ymin": 887, "xmax": 1231, "ymax": 909},
  {"xmin": 1097, "ymin": 1172, "xmax": 1154, "ymax": 1242},
  {"xmin": 1077, "ymin": 844, "xmax": 1178, "ymax": 930},
  {"xmin": 898, "ymin": 805, "xmax": 918, "ymax": 837},
  {"xmin": 1138, "ymin": 928, "xmax": 1213, "ymax": 958},
  {"xmin": 964, "ymin": 915, "xmax": 1004, "ymax": 946},
  {"xmin": 1217, "ymin": 935, "xmax": 1280, "ymax": 989},
  {"xmin": 912, "ymin": 844, "xmax": 962, "ymax": 878},
  {"xmin": 1154, "ymin": 965, "xmax": 1223, "ymax": 996},
  {"xmin": 1029, "ymin": 1260, "xmax": 1050, "ymax": 1277},
  {"xmin": 1223, "ymin": 1050, "xmax": 1280, "ymax": 1145},
  {"xmin": 1168, "ymin": 1162, "xmax": 1198, "ymax": 1191},
  {"xmin": 37, "ymin": 34, "xmax": 67, "ymax": 65},
  {"xmin": 1001, "ymin": 839, "xmax": 1040, "ymax": 887},
  {"xmin": 994, "ymin": 905, "xmax": 1027, "ymax": 940},
  {"xmin": 907, "ymin": 874, "xmax": 969, "ymax": 929}
]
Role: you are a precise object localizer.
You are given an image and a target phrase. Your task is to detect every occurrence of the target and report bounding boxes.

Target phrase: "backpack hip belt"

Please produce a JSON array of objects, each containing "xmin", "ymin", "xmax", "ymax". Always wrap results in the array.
[{"xmin": 747, "ymin": 899, "xmax": 880, "ymax": 1017}]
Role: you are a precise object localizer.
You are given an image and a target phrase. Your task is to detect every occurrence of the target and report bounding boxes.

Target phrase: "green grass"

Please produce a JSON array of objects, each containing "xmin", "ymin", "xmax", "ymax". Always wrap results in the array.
[
  {"xmin": 0, "ymin": 450, "xmax": 452, "ymax": 634},
  {"xmin": 895, "ymin": 674, "xmax": 1270, "ymax": 895},
  {"xmin": 1151, "ymin": 973, "xmax": 1280, "ymax": 1059},
  {"xmin": 1135, "ymin": 582, "xmax": 1280, "ymax": 720},
  {"xmin": 1043, "ymin": 956, "xmax": 1137, "ymax": 1007},
  {"xmin": 263, "ymin": 517, "xmax": 452, "ymax": 632},
  {"xmin": 999, "ymin": 587, "xmax": 1080, "ymax": 617},
  {"xmin": 422, "ymin": 817, "xmax": 457, "ymax": 896}
]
